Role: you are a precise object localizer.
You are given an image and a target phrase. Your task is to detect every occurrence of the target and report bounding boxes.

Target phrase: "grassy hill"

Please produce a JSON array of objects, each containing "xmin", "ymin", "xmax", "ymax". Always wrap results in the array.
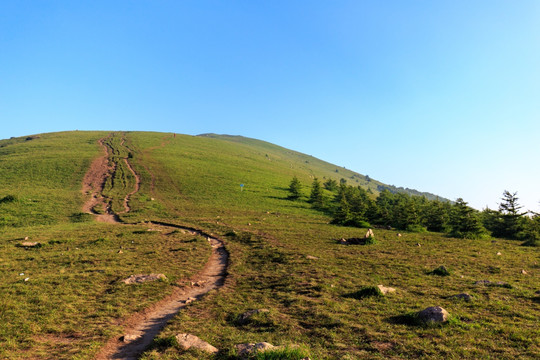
[{"xmin": 0, "ymin": 131, "xmax": 538, "ymax": 359}]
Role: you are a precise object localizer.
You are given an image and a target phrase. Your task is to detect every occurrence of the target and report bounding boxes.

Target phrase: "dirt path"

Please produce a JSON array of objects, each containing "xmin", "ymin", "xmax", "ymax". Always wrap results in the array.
[{"xmin": 84, "ymin": 134, "xmax": 229, "ymax": 360}]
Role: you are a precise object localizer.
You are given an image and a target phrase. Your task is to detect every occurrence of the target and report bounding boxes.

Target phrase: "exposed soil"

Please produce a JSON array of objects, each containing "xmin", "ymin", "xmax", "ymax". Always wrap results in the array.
[{"xmin": 83, "ymin": 134, "xmax": 229, "ymax": 360}]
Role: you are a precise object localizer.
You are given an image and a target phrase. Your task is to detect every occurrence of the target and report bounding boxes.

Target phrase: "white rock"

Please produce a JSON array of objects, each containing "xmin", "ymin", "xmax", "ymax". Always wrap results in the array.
[{"xmin": 175, "ymin": 333, "xmax": 219, "ymax": 354}]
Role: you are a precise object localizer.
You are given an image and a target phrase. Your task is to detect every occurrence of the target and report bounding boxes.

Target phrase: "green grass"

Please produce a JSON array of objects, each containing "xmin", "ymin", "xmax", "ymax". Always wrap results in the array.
[{"xmin": 1, "ymin": 131, "xmax": 538, "ymax": 359}]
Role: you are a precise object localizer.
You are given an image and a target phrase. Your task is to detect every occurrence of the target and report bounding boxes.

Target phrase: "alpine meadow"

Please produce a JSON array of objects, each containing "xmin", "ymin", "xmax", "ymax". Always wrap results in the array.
[{"xmin": 0, "ymin": 131, "xmax": 538, "ymax": 360}]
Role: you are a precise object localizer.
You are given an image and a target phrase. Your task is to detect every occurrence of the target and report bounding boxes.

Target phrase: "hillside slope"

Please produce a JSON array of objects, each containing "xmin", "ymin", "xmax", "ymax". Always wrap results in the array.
[{"xmin": 0, "ymin": 131, "xmax": 537, "ymax": 360}]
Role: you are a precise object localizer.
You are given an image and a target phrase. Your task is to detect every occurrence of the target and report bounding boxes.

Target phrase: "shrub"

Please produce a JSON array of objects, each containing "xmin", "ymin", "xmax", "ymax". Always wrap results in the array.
[
  {"xmin": 406, "ymin": 224, "xmax": 427, "ymax": 233},
  {"xmin": 346, "ymin": 285, "xmax": 383, "ymax": 299},
  {"xmin": 429, "ymin": 265, "xmax": 450, "ymax": 276},
  {"xmin": 0, "ymin": 195, "xmax": 17, "ymax": 204},
  {"xmin": 363, "ymin": 236, "xmax": 377, "ymax": 245}
]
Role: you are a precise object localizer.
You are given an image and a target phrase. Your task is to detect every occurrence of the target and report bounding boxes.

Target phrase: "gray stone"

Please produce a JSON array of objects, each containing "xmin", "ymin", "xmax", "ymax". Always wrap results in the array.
[
  {"xmin": 474, "ymin": 280, "xmax": 491, "ymax": 285},
  {"xmin": 175, "ymin": 333, "xmax": 219, "ymax": 354},
  {"xmin": 236, "ymin": 342, "xmax": 275, "ymax": 356},
  {"xmin": 450, "ymin": 293, "xmax": 473, "ymax": 301},
  {"xmin": 122, "ymin": 273, "xmax": 167, "ymax": 284},
  {"xmin": 237, "ymin": 309, "xmax": 270, "ymax": 324},
  {"xmin": 417, "ymin": 306, "xmax": 449, "ymax": 323}
]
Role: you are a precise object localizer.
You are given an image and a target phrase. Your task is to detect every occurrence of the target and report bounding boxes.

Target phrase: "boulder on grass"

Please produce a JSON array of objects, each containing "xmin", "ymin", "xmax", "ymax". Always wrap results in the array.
[
  {"xmin": 417, "ymin": 306, "xmax": 449, "ymax": 324},
  {"xmin": 19, "ymin": 242, "xmax": 41, "ymax": 248},
  {"xmin": 377, "ymin": 285, "xmax": 396, "ymax": 295},
  {"xmin": 175, "ymin": 333, "xmax": 219, "ymax": 354},
  {"xmin": 236, "ymin": 342, "xmax": 275, "ymax": 357}
]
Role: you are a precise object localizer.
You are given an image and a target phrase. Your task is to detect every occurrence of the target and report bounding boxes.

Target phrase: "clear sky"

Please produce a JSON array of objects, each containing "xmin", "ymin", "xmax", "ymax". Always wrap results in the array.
[{"xmin": 1, "ymin": 1, "xmax": 539, "ymax": 212}]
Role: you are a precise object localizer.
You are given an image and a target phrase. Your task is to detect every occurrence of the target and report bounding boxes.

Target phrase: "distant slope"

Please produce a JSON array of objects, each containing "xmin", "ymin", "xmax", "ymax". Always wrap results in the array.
[
  {"xmin": 197, "ymin": 133, "xmax": 449, "ymax": 202},
  {"xmin": 0, "ymin": 130, "xmax": 449, "ymax": 229}
]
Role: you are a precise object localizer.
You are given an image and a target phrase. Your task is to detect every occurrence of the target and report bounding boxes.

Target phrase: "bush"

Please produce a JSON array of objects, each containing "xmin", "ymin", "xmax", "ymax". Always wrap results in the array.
[
  {"xmin": 406, "ymin": 224, "xmax": 427, "ymax": 233},
  {"xmin": 346, "ymin": 285, "xmax": 383, "ymax": 299},
  {"xmin": 363, "ymin": 236, "xmax": 377, "ymax": 245},
  {"xmin": 429, "ymin": 266, "xmax": 450, "ymax": 276},
  {"xmin": 0, "ymin": 195, "xmax": 17, "ymax": 204}
]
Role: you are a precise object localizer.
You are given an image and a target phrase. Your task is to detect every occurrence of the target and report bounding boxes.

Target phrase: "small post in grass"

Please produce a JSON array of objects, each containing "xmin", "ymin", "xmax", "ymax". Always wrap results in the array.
[{"xmin": 240, "ymin": 184, "xmax": 244, "ymax": 192}]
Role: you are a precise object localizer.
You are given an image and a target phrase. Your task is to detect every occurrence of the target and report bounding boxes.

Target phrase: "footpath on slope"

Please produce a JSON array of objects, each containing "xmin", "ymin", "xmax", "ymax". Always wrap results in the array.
[{"xmin": 82, "ymin": 134, "xmax": 229, "ymax": 360}]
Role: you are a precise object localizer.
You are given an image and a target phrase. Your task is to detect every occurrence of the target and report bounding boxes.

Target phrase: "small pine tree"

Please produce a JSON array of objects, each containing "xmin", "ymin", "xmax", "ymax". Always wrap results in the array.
[
  {"xmin": 309, "ymin": 177, "xmax": 324, "ymax": 209},
  {"xmin": 497, "ymin": 190, "xmax": 527, "ymax": 239},
  {"xmin": 449, "ymin": 198, "xmax": 486, "ymax": 239},
  {"xmin": 323, "ymin": 178, "xmax": 338, "ymax": 192},
  {"xmin": 288, "ymin": 176, "xmax": 302, "ymax": 200}
]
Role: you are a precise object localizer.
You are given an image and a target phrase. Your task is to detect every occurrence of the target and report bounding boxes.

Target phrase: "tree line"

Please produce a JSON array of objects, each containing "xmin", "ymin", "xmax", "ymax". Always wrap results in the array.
[{"xmin": 288, "ymin": 176, "xmax": 539, "ymax": 245}]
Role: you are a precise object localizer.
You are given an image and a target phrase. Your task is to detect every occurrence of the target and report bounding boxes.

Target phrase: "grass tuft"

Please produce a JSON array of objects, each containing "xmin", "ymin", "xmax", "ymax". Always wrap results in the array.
[{"xmin": 345, "ymin": 285, "xmax": 384, "ymax": 299}]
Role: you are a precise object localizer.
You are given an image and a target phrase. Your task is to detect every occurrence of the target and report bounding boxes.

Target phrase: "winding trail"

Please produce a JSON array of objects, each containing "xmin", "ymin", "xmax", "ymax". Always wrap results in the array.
[{"xmin": 83, "ymin": 134, "xmax": 229, "ymax": 360}]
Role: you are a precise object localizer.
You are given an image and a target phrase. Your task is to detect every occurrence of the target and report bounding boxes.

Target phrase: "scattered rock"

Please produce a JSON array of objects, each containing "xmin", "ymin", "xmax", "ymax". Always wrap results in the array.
[
  {"xmin": 397, "ymin": 233, "xmax": 402, "ymax": 237},
  {"xmin": 521, "ymin": 269, "xmax": 527, "ymax": 275},
  {"xmin": 237, "ymin": 309, "xmax": 270, "ymax": 325},
  {"xmin": 190, "ymin": 280, "xmax": 207, "ymax": 287},
  {"xmin": 417, "ymin": 306, "xmax": 449, "ymax": 323},
  {"xmin": 365, "ymin": 229, "xmax": 374, "ymax": 238},
  {"xmin": 175, "ymin": 333, "xmax": 219, "ymax": 354},
  {"xmin": 184, "ymin": 297, "xmax": 196, "ymax": 304},
  {"xmin": 117, "ymin": 250, "xmax": 123, "ymax": 254},
  {"xmin": 236, "ymin": 342, "xmax": 275, "ymax": 357},
  {"xmin": 306, "ymin": 255, "xmax": 318, "ymax": 260},
  {"xmin": 339, "ymin": 238, "xmax": 348, "ymax": 245},
  {"xmin": 474, "ymin": 280, "xmax": 491, "ymax": 286},
  {"xmin": 248, "ymin": 223, "xmax": 252, "ymax": 226},
  {"xmin": 20, "ymin": 242, "xmax": 41, "ymax": 248},
  {"xmin": 24, "ymin": 277, "xmax": 30, "ymax": 282},
  {"xmin": 415, "ymin": 243, "xmax": 421, "ymax": 247},
  {"xmin": 449, "ymin": 293, "xmax": 473, "ymax": 301},
  {"xmin": 121, "ymin": 334, "xmax": 140, "ymax": 342},
  {"xmin": 377, "ymin": 284, "xmax": 396, "ymax": 295},
  {"xmin": 474, "ymin": 280, "xmax": 511, "ymax": 288},
  {"xmin": 122, "ymin": 273, "xmax": 167, "ymax": 284},
  {"xmin": 496, "ymin": 252, "xmax": 502, "ymax": 256}
]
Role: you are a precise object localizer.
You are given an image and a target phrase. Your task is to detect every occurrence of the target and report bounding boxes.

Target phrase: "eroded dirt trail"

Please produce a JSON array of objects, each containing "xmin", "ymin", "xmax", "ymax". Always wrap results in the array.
[{"xmin": 83, "ymin": 134, "xmax": 229, "ymax": 360}]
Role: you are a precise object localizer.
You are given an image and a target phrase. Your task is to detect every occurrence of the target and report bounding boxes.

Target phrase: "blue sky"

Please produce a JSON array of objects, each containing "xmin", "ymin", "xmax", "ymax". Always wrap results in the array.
[{"xmin": 1, "ymin": 1, "xmax": 539, "ymax": 212}]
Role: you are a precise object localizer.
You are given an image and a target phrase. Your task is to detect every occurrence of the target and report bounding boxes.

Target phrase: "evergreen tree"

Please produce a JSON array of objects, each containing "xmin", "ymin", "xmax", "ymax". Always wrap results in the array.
[
  {"xmin": 332, "ymin": 195, "xmax": 351, "ymax": 225},
  {"xmin": 497, "ymin": 190, "xmax": 527, "ymax": 239},
  {"xmin": 309, "ymin": 177, "xmax": 324, "ymax": 209},
  {"xmin": 449, "ymin": 198, "xmax": 486, "ymax": 239},
  {"xmin": 288, "ymin": 176, "xmax": 302, "ymax": 200},
  {"xmin": 323, "ymin": 178, "xmax": 338, "ymax": 192},
  {"xmin": 424, "ymin": 200, "xmax": 450, "ymax": 232}
]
